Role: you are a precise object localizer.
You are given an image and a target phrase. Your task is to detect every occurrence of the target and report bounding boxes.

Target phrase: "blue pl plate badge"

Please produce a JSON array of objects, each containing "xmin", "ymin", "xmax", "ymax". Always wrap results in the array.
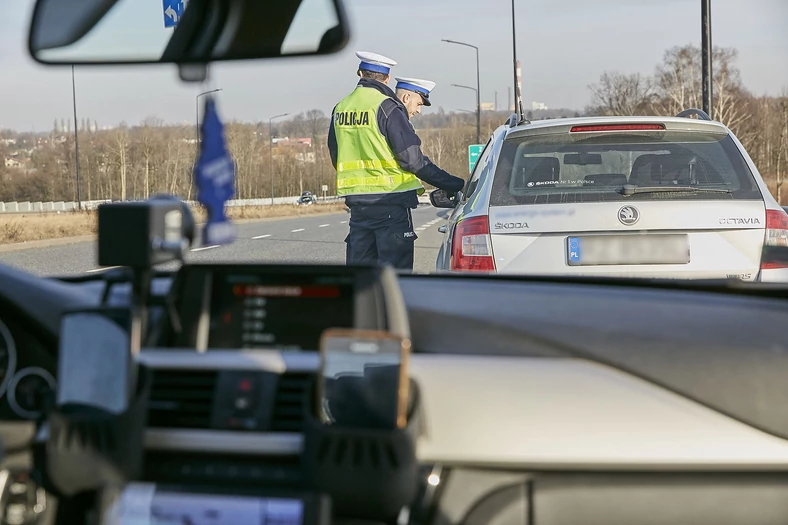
[
  {"xmin": 567, "ymin": 237, "xmax": 581, "ymax": 264},
  {"xmin": 194, "ymin": 96, "xmax": 237, "ymax": 246}
]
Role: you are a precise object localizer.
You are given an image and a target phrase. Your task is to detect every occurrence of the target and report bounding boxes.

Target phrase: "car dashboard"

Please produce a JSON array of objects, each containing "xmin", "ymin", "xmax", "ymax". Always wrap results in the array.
[{"xmin": 4, "ymin": 262, "xmax": 788, "ymax": 524}]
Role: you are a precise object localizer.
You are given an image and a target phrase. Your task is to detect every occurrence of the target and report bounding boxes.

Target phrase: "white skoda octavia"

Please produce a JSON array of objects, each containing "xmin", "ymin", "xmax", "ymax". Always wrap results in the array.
[{"xmin": 435, "ymin": 111, "xmax": 788, "ymax": 282}]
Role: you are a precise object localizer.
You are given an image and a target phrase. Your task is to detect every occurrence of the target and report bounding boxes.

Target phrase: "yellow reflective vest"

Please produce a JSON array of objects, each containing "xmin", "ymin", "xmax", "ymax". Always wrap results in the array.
[{"xmin": 333, "ymin": 87, "xmax": 425, "ymax": 197}]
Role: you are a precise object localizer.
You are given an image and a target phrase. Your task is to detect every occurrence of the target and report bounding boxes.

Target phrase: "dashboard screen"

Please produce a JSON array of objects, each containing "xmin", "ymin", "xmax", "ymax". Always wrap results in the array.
[
  {"xmin": 105, "ymin": 483, "xmax": 304, "ymax": 525},
  {"xmin": 207, "ymin": 271, "xmax": 355, "ymax": 350}
]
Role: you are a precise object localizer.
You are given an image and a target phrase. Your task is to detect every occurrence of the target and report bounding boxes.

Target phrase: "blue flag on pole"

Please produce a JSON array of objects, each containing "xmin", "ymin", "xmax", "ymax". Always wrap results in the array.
[{"xmin": 194, "ymin": 96, "xmax": 237, "ymax": 246}]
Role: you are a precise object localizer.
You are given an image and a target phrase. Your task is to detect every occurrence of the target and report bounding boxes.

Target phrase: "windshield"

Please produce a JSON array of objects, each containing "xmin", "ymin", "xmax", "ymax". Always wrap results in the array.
[{"xmin": 0, "ymin": 0, "xmax": 787, "ymax": 284}]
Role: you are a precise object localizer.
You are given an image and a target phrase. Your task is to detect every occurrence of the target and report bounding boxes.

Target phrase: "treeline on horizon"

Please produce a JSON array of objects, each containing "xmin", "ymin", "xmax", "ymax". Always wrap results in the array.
[{"xmin": 0, "ymin": 43, "xmax": 786, "ymax": 204}]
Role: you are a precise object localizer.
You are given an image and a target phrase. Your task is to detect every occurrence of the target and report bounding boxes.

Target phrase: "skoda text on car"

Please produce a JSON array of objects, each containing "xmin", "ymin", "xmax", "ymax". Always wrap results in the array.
[{"xmin": 436, "ymin": 112, "xmax": 788, "ymax": 282}]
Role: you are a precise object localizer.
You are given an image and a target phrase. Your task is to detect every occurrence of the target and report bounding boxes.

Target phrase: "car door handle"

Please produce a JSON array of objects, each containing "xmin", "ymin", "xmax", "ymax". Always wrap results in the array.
[{"xmin": 438, "ymin": 225, "xmax": 447, "ymax": 234}]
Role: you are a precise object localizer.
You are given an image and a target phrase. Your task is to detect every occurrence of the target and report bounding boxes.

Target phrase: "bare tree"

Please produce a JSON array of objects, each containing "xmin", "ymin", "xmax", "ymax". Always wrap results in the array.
[
  {"xmin": 109, "ymin": 127, "xmax": 130, "ymax": 200},
  {"xmin": 653, "ymin": 44, "xmax": 750, "ymax": 128},
  {"xmin": 655, "ymin": 45, "xmax": 700, "ymax": 114},
  {"xmin": 587, "ymin": 72, "xmax": 657, "ymax": 116},
  {"xmin": 421, "ymin": 130, "xmax": 446, "ymax": 168},
  {"xmin": 777, "ymin": 94, "xmax": 788, "ymax": 204},
  {"xmin": 305, "ymin": 110, "xmax": 328, "ymax": 140},
  {"xmin": 140, "ymin": 123, "xmax": 156, "ymax": 198}
]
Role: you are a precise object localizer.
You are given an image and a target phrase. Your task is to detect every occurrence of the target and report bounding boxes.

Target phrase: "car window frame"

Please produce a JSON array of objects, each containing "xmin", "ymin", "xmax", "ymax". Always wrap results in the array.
[{"xmin": 463, "ymin": 137, "xmax": 494, "ymax": 201}]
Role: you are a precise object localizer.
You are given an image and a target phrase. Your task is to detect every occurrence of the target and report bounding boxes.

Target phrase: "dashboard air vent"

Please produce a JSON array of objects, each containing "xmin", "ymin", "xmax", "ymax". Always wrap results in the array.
[
  {"xmin": 270, "ymin": 372, "xmax": 311, "ymax": 432},
  {"xmin": 147, "ymin": 369, "xmax": 218, "ymax": 429}
]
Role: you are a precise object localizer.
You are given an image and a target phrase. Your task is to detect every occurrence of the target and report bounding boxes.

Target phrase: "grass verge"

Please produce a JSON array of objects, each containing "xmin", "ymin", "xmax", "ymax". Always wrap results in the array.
[{"xmin": 0, "ymin": 203, "xmax": 348, "ymax": 245}]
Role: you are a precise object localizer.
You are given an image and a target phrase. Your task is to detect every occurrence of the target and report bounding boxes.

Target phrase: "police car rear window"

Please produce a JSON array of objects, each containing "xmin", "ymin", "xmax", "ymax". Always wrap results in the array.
[{"xmin": 488, "ymin": 131, "xmax": 762, "ymax": 206}]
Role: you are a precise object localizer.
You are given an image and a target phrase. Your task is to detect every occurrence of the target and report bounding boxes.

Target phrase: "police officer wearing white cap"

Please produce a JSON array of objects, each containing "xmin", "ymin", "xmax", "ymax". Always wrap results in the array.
[
  {"xmin": 394, "ymin": 77, "xmax": 436, "ymax": 120},
  {"xmin": 328, "ymin": 52, "xmax": 465, "ymax": 271}
]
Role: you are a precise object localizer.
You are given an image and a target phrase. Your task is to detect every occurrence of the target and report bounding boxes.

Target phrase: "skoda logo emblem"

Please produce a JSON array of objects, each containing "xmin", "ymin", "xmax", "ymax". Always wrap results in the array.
[{"xmin": 618, "ymin": 206, "xmax": 640, "ymax": 226}]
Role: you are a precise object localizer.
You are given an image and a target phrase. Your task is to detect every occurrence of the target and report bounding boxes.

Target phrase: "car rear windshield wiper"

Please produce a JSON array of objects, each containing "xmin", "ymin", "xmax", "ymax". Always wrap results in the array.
[{"xmin": 620, "ymin": 183, "xmax": 732, "ymax": 196}]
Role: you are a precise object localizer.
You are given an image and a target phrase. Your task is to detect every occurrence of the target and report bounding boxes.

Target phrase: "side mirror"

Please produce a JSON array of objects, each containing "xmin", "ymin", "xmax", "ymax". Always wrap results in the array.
[
  {"xmin": 429, "ymin": 190, "xmax": 457, "ymax": 209},
  {"xmin": 437, "ymin": 225, "xmax": 447, "ymax": 234}
]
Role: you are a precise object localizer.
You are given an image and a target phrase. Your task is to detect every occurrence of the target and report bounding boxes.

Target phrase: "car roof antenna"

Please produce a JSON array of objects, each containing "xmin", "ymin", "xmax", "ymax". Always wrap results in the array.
[
  {"xmin": 510, "ymin": 0, "xmax": 528, "ymax": 125},
  {"xmin": 178, "ymin": 63, "xmax": 209, "ymax": 83}
]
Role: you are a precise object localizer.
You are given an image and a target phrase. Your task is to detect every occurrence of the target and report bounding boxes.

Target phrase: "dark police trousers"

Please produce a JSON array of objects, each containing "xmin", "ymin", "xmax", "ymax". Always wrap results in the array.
[{"xmin": 345, "ymin": 205, "xmax": 418, "ymax": 270}]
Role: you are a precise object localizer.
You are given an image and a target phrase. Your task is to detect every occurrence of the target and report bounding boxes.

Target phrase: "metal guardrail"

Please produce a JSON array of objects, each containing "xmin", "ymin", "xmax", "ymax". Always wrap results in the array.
[
  {"xmin": 0, "ymin": 194, "xmax": 431, "ymax": 213},
  {"xmin": 0, "ymin": 196, "xmax": 341, "ymax": 213}
]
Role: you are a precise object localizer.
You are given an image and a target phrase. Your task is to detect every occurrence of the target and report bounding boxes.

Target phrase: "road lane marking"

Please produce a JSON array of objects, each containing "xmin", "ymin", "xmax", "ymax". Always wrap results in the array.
[
  {"xmin": 339, "ymin": 221, "xmax": 347, "ymax": 224},
  {"xmin": 291, "ymin": 228, "xmax": 305, "ymax": 233},
  {"xmin": 252, "ymin": 234, "xmax": 271, "ymax": 239},
  {"xmin": 416, "ymin": 227, "xmax": 426, "ymax": 231},
  {"xmin": 85, "ymin": 266, "xmax": 120, "ymax": 273},
  {"xmin": 191, "ymin": 245, "xmax": 219, "ymax": 252},
  {"xmin": 319, "ymin": 224, "xmax": 329, "ymax": 228}
]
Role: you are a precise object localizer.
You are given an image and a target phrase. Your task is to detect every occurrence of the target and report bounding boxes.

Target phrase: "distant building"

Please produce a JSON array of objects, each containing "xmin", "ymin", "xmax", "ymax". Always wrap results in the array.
[
  {"xmin": 4, "ymin": 157, "xmax": 22, "ymax": 169},
  {"xmin": 480, "ymin": 102, "xmax": 495, "ymax": 112},
  {"xmin": 272, "ymin": 137, "xmax": 313, "ymax": 147},
  {"xmin": 532, "ymin": 101, "xmax": 548, "ymax": 111}
]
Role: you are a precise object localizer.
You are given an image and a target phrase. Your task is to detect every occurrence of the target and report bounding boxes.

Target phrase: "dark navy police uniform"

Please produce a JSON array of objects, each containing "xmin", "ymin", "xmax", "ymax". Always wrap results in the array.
[{"xmin": 328, "ymin": 78, "xmax": 465, "ymax": 270}]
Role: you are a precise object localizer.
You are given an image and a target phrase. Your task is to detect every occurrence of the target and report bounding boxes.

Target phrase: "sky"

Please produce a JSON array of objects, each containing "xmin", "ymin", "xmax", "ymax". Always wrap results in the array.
[{"xmin": 0, "ymin": 0, "xmax": 786, "ymax": 132}]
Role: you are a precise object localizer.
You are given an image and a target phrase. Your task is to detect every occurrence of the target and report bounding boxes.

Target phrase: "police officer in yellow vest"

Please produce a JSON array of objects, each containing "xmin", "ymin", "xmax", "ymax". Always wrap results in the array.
[{"xmin": 328, "ymin": 52, "xmax": 465, "ymax": 271}]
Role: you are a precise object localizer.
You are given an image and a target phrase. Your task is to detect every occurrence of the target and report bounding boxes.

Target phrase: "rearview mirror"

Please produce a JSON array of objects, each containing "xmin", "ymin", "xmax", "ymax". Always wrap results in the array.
[
  {"xmin": 28, "ymin": 0, "xmax": 350, "ymax": 65},
  {"xmin": 429, "ymin": 190, "xmax": 457, "ymax": 209}
]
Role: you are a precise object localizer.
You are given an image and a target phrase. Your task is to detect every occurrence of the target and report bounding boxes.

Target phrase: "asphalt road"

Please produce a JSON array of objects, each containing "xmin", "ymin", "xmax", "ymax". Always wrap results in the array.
[{"xmin": 0, "ymin": 206, "xmax": 451, "ymax": 277}]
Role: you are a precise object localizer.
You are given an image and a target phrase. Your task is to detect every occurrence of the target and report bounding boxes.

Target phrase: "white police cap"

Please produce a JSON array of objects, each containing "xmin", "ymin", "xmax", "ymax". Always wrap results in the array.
[
  {"xmin": 356, "ymin": 51, "xmax": 397, "ymax": 76},
  {"xmin": 394, "ymin": 77, "xmax": 436, "ymax": 106}
]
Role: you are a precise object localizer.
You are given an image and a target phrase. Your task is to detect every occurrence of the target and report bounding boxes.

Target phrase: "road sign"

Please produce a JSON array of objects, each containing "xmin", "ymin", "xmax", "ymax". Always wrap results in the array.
[
  {"xmin": 321, "ymin": 185, "xmax": 328, "ymax": 192},
  {"xmin": 468, "ymin": 144, "xmax": 485, "ymax": 173},
  {"xmin": 163, "ymin": 0, "xmax": 188, "ymax": 28}
]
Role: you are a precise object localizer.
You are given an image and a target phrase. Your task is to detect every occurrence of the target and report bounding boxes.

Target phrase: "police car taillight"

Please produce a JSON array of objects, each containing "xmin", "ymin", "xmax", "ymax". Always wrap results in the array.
[
  {"xmin": 761, "ymin": 209, "xmax": 788, "ymax": 269},
  {"xmin": 450, "ymin": 216, "xmax": 495, "ymax": 272}
]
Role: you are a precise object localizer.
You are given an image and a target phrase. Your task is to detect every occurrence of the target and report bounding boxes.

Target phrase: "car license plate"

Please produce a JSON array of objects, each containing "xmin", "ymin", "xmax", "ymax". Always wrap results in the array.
[{"xmin": 566, "ymin": 234, "xmax": 690, "ymax": 266}]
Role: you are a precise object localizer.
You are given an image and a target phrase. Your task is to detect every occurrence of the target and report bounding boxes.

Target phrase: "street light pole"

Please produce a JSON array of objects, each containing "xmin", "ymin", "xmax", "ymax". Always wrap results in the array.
[
  {"xmin": 268, "ymin": 113, "xmax": 289, "ymax": 205},
  {"xmin": 701, "ymin": 0, "xmax": 713, "ymax": 119},
  {"xmin": 475, "ymin": 46, "xmax": 480, "ymax": 143},
  {"xmin": 442, "ymin": 39, "xmax": 481, "ymax": 144},
  {"xmin": 196, "ymin": 88, "xmax": 223, "ymax": 141},
  {"xmin": 71, "ymin": 65, "xmax": 81, "ymax": 209}
]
